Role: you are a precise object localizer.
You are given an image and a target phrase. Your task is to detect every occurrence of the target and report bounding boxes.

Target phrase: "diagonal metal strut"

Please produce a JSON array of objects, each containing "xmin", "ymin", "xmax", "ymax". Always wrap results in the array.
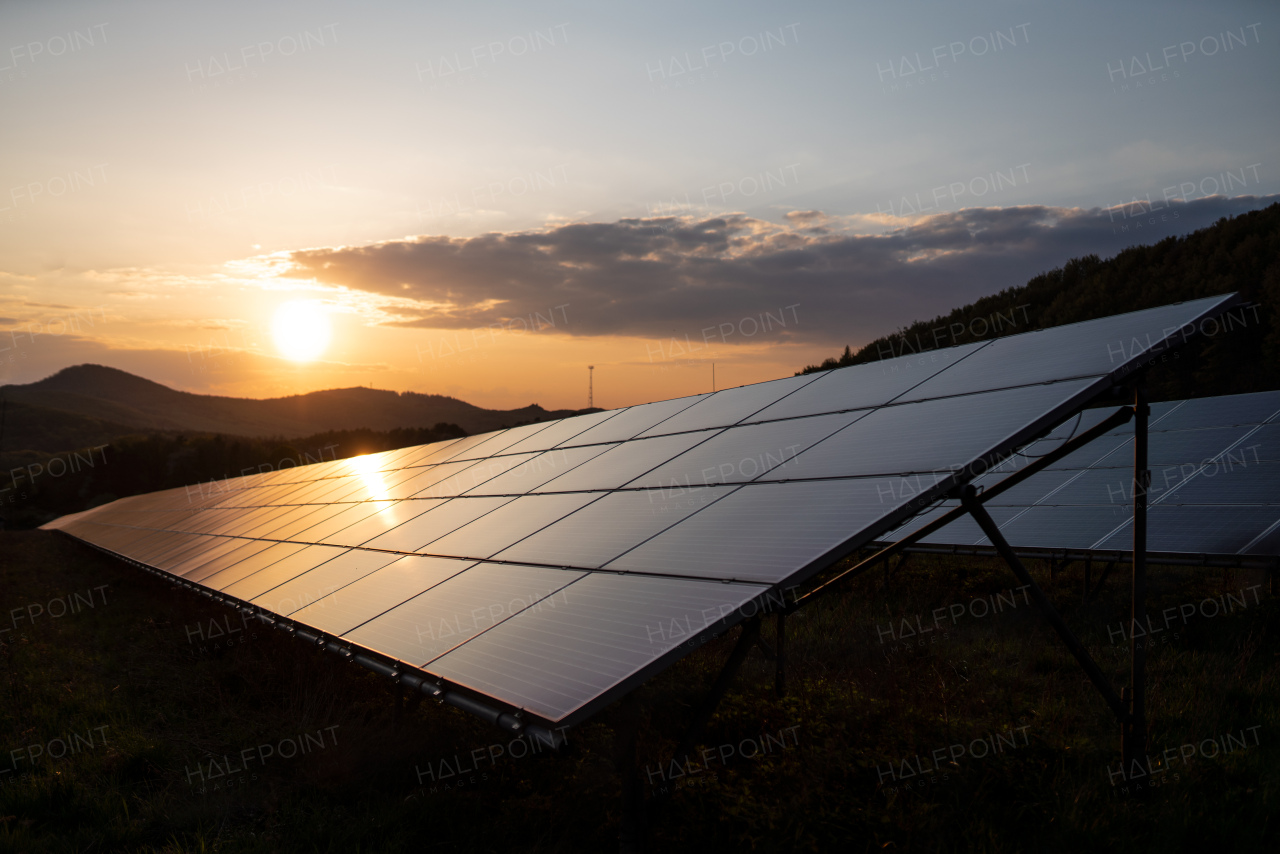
[
  {"xmin": 960, "ymin": 485, "xmax": 1127, "ymax": 722},
  {"xmin": 788, "ymin": 403, "xmax": 1135, "ymax": 614}
]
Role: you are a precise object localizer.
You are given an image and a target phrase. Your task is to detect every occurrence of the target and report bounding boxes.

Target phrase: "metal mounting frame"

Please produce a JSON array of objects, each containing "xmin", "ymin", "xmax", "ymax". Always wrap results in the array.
[{"xmin": 778, "ymin": 386, "xmax": 1156, "ymax": 773}]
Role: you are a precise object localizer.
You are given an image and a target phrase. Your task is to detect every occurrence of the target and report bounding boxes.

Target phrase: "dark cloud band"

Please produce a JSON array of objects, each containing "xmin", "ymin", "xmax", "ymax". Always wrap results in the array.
[{"xmin": 285, "ymin": 195, "xmax": 1276, "ymax": 343}]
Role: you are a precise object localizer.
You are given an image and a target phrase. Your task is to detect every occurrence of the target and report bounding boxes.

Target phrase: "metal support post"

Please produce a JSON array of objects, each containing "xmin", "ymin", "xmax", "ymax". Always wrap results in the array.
[
  {"xmin": 647, "ymin": 618, "xmax": 762, "ymax": 828},
  {"xmin": 1123, "ymin": 384, "xmax": 1150, "ymax": 772},
  {"xmin": 616, "ymin": 695, "xmax": 644, "ymax": 854},
  {"xmin": 775, "ymin": 612, "xmax": 787, "ymax": 698},
  {"xmin": 1087, "ymin": 560, "xmax": 1117, "ymax": 602},
  {"xmin": 666, "ymin": 618, "xmax": 760, "ymax": 783}
]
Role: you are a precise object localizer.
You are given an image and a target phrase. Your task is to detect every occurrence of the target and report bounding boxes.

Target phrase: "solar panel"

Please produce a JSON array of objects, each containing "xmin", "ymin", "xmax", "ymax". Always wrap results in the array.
[
  {"xmin": 43, "ymin": 294, "xmax": 1244, "ymax": 731},
  {"xmin": 889, "ymin": 388, "xmax": 1280, "ymax": 558}
]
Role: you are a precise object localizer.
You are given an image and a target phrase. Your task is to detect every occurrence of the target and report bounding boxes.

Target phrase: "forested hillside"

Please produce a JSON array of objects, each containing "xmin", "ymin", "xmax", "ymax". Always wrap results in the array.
[
  {"xmin": 800, "ymin": 202, "xmax": 1280, "ymax": 402},
  {"xmin": 0, "ymin": 364, "xmax": 581, "ymax": 439}
]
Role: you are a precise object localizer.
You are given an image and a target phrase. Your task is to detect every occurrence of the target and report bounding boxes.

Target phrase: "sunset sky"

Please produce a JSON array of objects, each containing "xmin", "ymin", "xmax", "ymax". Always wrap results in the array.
[{"xmin": 1, "ymin": 0, "xmax": 1277, "ymax": 411}]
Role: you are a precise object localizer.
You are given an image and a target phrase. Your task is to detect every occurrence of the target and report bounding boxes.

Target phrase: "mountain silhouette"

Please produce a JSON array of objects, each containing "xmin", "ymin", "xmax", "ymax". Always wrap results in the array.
[{"xmin": 0, "ymin": 364, "xmax": 585, "ymax": 452}]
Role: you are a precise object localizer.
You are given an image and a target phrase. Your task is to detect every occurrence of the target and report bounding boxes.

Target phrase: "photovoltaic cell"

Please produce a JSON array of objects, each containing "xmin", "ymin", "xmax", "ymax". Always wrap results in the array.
[
  {"xmin": 1241, "ymin": 518, "xmax": 1280, "ymax": 555},
  {"xmin": 636, "ymin": 373, "xmax": 823, "ymax": 436},
  {"xmin": 176, "ymin": 538, "xmax": 279, "ymax": 580},
  {"xmin": 632, "ymin": 411, "xmax": 863, "ymax": 488},
  {"xmin": 171, "ymin": 537, "xmax": 273, "ymax": 578},
  {"xmin": 1153, "ymin": 460, "xmax": 1280, "ymax": 505},
  {"xmin": 749, "ymin": 342, "xmax": 987, "ymax": 422},
  {"xmin": 319, "ymin": 500, "xmax": 440, "ymax": 547},
  {"xmin": 359, "ymin": 496, "xmax": 514, "ymax": 553},
  {"xmin": 1040, "ymin": 433, "xmax": 1135, "ymax": 470},
  {"xmin": 1018, "ymin": 468, "xmax": 1132, "ymax": 506},
  {"xmin": 1094, "ymin": 505, "xmax": 1280, "ymax": 554},
  {"xmin": 423, "ymin": 493, "xmax": 601, "ymax": 559},
  {"xmin": 414, "ymin": 454, "xmax": 542, "ymax": 499},
  {"xmin": 368, "ymin": 443, "xmax": 433, "ymax": 470},
  {"xmin": 464, "ymin": 445, "xmax": 615, "ymax": 495},
  {"xmin": 493, "ymin": 486, "xmax": 737, "ymax": 569},
  {"xmin": 285, "ymin": 477, "xmax": 354, "ymax": 505},
  {"xmin": 237, "ymin": 505, "xmax": 322, "ymax": 539},
  {"xmin": 263, "ymin": 505, "xmax": 347, "ymax": 540},
  {"xmin": 498, "ymin": 410, "xmax": 621, "ymax": 455},
  {"xmin": 395, "ymin": 438, "xmax": 465, "ymax": 467},
  {"xmin": 534, "ymin": 431, "xmax": 719, "ymax": 493},
  {"xmin": 381, "ymin": 467, "xmax": 459, "ymax": 500},
  {"xmin": 1239, "ymin": 424, "xmax": 1280, "ymax": 460},
  {"xmin": 1152, "ymin": 394, "xmax": 1280, "ymax": 430},
  {"xmin": 437, "ymin": 421, "xmax": 554, "ymax": 461},
  {"xmin": 144, "ymin": 534, "xmax": 215, "ymax": 569},
  {"xmin": 430, "ymin": 432, "xmax": 511, "ymax": 464},
  {"xmin": 980, "ymin": 469, "xmax": 1082, "ymax": 506},
  {"xmin": 329, "ymin": 562, "xmax": 582, "ymax": 654},
  {"xmin": 253, "ymin": 549, "xmax": 404, "ymax": 616},
  {"xmin": 560, "ymin": 395, "xmax": 712, "ymax": 446},
  {"xmin": 989, "ymin": 505, "xmax": 1135, "ymax": 550},
  {"xmin": 291, "ymin": 501, "xmax": 397, "ymax": 542},
  {"xmin": 220, "ymin": 544, "xmax": 350, "ymax": 601},
  {"xmin": 181, "ymin": 509, "xmax": 241, "ymax": 535},
  {"xmin": 199, "ymin": 541, "xmax": 314, "ymax": 590},
  {"xmin": 288, "ymin": 554, "xmax": 479, "ymax": 635}
]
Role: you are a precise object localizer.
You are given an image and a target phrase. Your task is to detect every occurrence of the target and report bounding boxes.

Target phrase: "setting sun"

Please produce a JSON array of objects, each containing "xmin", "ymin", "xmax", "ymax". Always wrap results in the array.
[{"xmin": 272, "ymin": 300, "xmax": 331, "ymax": 362}]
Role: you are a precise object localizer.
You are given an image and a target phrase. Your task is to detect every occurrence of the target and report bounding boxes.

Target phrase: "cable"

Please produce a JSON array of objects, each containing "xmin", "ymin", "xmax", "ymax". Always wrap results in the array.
[{"xmin": 1012, "ymin": 410, "xmax": 1085, "ymax": 459}]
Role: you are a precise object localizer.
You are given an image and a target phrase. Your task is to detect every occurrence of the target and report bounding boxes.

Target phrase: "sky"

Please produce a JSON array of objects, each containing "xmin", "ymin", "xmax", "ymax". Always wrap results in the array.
[{"xmin": 1, "ymin": 0, "xmax": 1277, "ymax": 412}]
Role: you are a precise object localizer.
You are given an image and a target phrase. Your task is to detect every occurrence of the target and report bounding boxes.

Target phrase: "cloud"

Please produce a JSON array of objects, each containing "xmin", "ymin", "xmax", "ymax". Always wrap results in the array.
[{"xmin": 283, "ymin": 195, "xmax": 1278, "ymax": 344}]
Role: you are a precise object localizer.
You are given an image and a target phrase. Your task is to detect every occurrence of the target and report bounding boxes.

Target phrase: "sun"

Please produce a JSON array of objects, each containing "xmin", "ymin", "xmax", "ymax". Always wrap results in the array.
[{"xmin": 272, "ymin": 300, "xmax": 331, "ymax": 362}]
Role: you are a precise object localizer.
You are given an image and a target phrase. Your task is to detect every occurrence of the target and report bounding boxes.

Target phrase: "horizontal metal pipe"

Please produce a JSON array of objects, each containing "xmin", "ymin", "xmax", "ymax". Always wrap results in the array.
[
  {"xmin": 892, "ymin": 543, "xmax": 1275, "ymax": 571},
  {"xmin": 352, "ymin": 654, "xmax": 397, "ymax": 678},
  {"xmin": 443, "ymin": 690, "xmax": 503, "ymax": 724}
]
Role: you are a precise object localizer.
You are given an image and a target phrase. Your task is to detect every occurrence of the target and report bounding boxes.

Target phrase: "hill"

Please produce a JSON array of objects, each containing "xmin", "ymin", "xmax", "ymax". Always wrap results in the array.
[
  {"xmin": 800, "ymin": 202, "xmax": 1280, "ymax": 401},
  {"xmin": 0, "ymin": 364, "xmax": 584, "ymax": 442},
  {"xmin": 0, "ymin": 397, "xmax": 144, "ymax": 456}
]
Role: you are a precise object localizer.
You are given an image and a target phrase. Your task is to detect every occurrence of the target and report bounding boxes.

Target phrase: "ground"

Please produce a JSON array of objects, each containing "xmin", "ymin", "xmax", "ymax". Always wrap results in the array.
[{"xmin": 0, "ymin": 530, "xmax": 1276, "ymax": 852}]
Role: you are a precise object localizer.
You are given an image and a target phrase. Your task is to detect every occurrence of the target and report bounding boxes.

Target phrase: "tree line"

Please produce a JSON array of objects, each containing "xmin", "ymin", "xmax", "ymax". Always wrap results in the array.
[{"xmin": 799, "ymin": 202, "xmax": 1280, "ymax": 402}]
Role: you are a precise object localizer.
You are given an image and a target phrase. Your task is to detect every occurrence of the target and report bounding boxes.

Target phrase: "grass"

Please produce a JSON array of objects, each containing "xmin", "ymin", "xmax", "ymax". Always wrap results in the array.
[{"xmin": 0, "ymin": 530, "xmax": 1276, "ymax": 852}]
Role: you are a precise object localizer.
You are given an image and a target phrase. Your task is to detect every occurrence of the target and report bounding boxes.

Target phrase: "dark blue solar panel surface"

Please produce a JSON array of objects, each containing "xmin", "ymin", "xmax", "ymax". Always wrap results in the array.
[
  {"xmin": 44, "ymin": 295, "xmax": 1244, "ymax": 725},
  {"xmin": 889, "ymin": 389, "xmax": 1280, "ymax": 556}
]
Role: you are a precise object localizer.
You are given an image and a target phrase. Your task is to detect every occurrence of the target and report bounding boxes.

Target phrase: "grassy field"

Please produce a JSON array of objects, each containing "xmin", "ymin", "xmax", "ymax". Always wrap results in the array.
[{"xmin": 0, "ymin": 530, "xmax": 1276, "ymax": 852}]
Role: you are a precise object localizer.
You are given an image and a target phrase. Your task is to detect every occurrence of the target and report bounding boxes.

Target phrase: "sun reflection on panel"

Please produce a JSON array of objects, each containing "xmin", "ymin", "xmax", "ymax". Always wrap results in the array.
[{"xmin": 345, "ymin": 453, "xmax": 389, "ymax": 500}]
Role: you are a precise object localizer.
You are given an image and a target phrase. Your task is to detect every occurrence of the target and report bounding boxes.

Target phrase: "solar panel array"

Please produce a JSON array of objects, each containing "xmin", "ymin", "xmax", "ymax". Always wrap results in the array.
[
  {"xmin": 44, "ymin": 295, "xmax": 1240, "ymax": 727},
  {"xmin": 887, "ymin": 389, "xmax": 1280, "ymax": 558}
]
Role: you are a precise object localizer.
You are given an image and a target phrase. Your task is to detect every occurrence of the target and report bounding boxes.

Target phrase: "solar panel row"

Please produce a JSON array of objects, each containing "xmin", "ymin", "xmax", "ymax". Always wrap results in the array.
[
  {"xmin": 889, "ymin": 389, "xmax": 1280, "ymax": 557},
  {"xmin": 44, "ymin": 294, "xmax": 1243, "ymax": 727}
]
